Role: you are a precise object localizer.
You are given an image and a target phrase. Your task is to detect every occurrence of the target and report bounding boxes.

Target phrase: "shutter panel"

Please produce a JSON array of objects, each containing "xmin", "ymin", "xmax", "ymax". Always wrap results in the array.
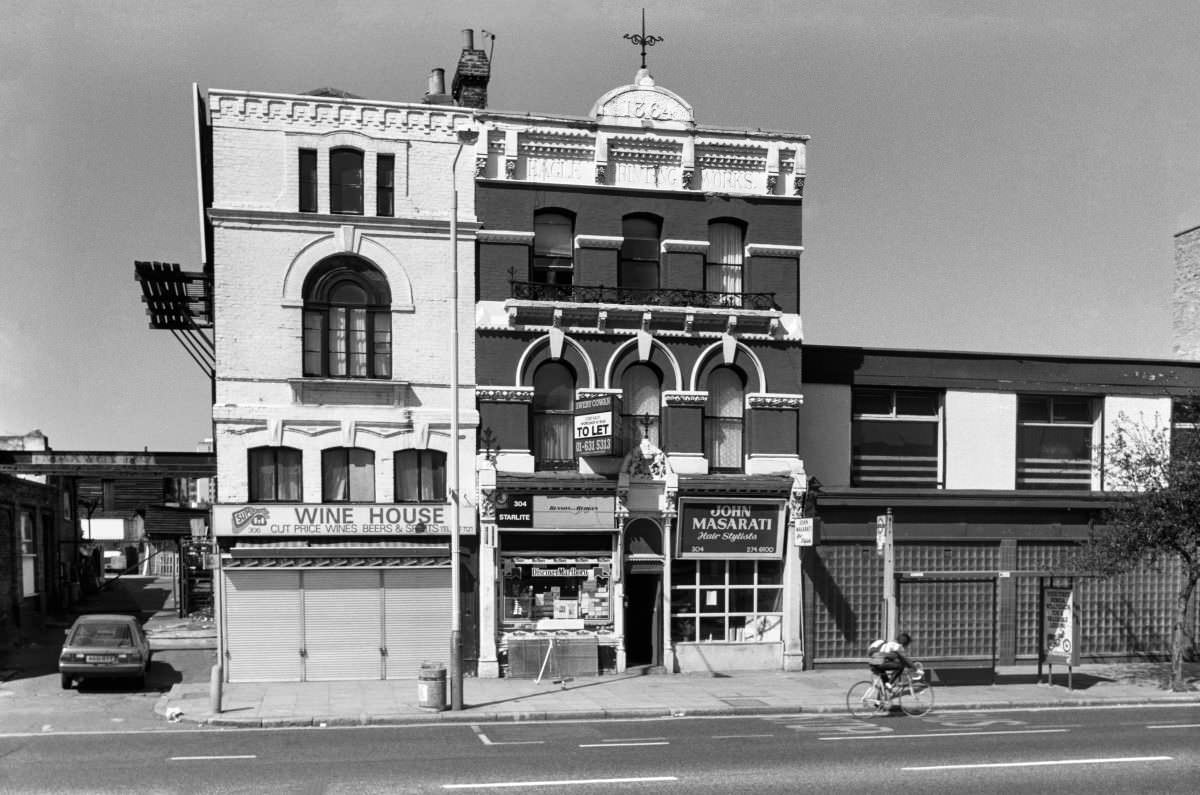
[
  {"xmin": 302, "ymin": 570, "xmax": 383, "ymax": 681},
  {"xmin": 224, "ymin": 571, "xmax": 302, "ymax": 682},
  {"xmin": 383, "ymin": 568, "xmax": 452, "ymax": 679}
]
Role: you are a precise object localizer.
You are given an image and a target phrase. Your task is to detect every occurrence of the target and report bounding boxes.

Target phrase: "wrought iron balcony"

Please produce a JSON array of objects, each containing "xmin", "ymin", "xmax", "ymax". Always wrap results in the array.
[{"xmin": 509, "ymin": 280, "xmax": 780, "ymax": 311}]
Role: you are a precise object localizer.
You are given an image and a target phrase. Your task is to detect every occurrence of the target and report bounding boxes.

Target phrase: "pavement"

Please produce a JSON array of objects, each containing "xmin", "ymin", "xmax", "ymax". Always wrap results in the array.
[{"xmin": 5, "ymin": 576, "xmax": 1198, "ymax": 730}]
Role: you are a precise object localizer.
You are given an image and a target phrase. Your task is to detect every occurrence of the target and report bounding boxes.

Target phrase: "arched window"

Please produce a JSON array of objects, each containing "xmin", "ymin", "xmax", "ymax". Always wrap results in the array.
[
  {"xmin": 532, "ymin": 361, "xmax": 576, "ymax": 470},
  {"xmin": 329, "ymin": 148, "xmax": 364, "ymax": 214},
  {"xmin": 302, "ymin": 256, "xmax": 391, "ymax": 379},
  {"xmin": 706, "ymin": 221, "xmax": 745, "ymax": 307},
  {"xmin": 322, "ymin": 447, "xmax": 375, "ymax": 502},
  {"xmin": 621, "ymin": 363, "xmax": 662, "ymax": 451},
  {"xmin": 248, "ymin": 446, "xmax": 302, "ymax": 502},
  {"xmin": 532, "ymin": 211, "xmax": 574, "ymax": 285},
  {"xmin": 705, "ymin": 366, "xmax": 745, "ymax": 472},
  {"xmin": 395, "ymin": 449, "xmax": 446, "ymax": 503},
  {"xmin": 619, "ymin": 215, "xmax": 661, "ymax": 294}
]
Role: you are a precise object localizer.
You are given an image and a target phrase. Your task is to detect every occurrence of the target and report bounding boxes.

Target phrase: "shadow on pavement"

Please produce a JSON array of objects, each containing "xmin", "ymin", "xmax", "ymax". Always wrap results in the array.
[{"xmin": 931, "ymin": 667, "xmax": 1113, "ymax": 690}]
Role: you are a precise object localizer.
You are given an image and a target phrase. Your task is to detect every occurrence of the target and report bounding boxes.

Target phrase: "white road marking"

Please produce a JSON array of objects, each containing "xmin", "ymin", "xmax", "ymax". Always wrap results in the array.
[
  {"xmin": 820, "ymin": 728, "xmax": 1069, "ymax": 741},
  {"xmin": 470, "ymin": 724, "xmax": 544, "ymax": 746},
  {"xmin": 443, "ymin": 775, "xmax": 678, "ymax": 789},
  {"xmin": 1147, "ymin": 723, "xmax": 1200, "ymax": 729},
  {"xmin": 602, "ymin": 736, "xmax": 666, "ymax": 742},
  {"xmin": 712, "ymin": 733, "xmax": 775, "ymax": 739},
  {"xmin": 169, "ymin": 755, "xmax": 257, "ymax": 761},
  {"xmin": 904, "ymin": 755, "xmax": 1172, "ymax": 771},
  {"xmin": 579, "ymin": 741, "xmax": 670, "ymax": 748}
]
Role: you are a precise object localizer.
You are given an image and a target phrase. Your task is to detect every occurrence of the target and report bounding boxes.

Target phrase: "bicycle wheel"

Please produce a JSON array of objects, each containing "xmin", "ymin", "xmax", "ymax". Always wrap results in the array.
[
  {"xmin": 898, "ymin": 676, "xmax": 934, "ymax": 717},
  {"xmin": 846, "ymin": 680, "xmax": 884, "ymax": 719}
]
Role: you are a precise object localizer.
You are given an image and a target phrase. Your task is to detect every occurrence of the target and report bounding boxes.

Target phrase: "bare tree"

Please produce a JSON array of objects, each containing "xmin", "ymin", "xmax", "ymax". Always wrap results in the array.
[{"xmin": 1076, "ymin": 408, "xmax": 1199, "ymax": 691}]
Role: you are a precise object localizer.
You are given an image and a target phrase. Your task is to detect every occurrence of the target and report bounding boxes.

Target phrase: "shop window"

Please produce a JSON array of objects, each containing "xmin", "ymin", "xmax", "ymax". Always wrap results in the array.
[
  {"xmin": 619, "ymin": 214, "xmax": 661, "ymax": 294},
  {"xmin": 376, "ymin": 154, "xmax": 394, "ymax": 217},
  {"xmin": 394, "ymin": 449, "xmax": 446, "ymax": 503},
  {"xmin": 1017, "ymin": 395, "xmax": 1096, "ymax": 490},
  {"xmin": 329, "ymin": 147, "xmax": 364, "ymax": 214},
  {"xmin": 621, "ymin": 363, "xmax": 662, "ymax": 451},
  {"xmin": 670, "ymin": 559, "xmax": 782, "ymax": 643},
  {"xmin": 302, "ymin": 256, "xmax": 392, "ymax": 379},
  {"xmin": 322, "ymin": 447, "xmax": 375, "ymax": 502},
  {"xmin": 706, "ymin": 221, "xmax": 744, "ymax": 306},
  {"xmin": 704, "ymin": 366, "xmax": 745, "ymax": 472},
  {"xmin": 851, "ymin": 388, "xmax": 941, "ymax": 487},
  {"xmin": 299, "ymin": 148, "xmax": 318, "ymax": 212},
  {"xmin": 502, "ymin": 558, "xmax": 612, "ymax": 625},
  {"xmin": 248, "ymin": 446, "xmax": 303, "ymax": 502},
  {"xmin": 532, "ymin": 211, "xmax": 574, "ymax": 285},
  {"xmin": 532, "ymin": 360, "xmax": 576, "ymax": 470}
]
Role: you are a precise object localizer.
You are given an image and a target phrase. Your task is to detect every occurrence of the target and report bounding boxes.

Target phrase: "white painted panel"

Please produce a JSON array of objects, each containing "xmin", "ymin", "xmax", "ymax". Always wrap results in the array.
[
  {"xmin": 944, "ymin": 391, "xmax": 1017, "ymax": 489},
  {"xmin": 1102, "ymin": 396, "xmax": 1172, "ymax": 491}
]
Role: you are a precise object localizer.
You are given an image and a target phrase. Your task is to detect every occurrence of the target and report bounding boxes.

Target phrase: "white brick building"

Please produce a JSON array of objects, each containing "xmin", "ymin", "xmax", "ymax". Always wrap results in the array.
[{"xmin": 203, "ymin": 83, "xmax": 482, "ymax": 684}]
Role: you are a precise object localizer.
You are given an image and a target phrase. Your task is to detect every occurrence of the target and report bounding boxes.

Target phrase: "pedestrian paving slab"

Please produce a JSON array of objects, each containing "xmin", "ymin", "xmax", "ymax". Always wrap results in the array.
[{"xmin": 155, "ymin": 662, "xmax": 1200, "ymax": 728}]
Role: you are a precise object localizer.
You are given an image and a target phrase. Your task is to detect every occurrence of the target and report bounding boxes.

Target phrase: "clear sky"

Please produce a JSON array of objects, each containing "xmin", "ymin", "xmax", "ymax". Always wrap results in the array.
[{"xmin": 3, "ymin": 1, "xmax": 1199, "ymax": 451}]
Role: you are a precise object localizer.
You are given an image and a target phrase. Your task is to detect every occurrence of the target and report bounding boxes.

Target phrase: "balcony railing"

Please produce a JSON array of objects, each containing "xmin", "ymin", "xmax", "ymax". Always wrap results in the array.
[{"xmin": 510, "ymin": 281, "xmax": 780, "ymax": 311}]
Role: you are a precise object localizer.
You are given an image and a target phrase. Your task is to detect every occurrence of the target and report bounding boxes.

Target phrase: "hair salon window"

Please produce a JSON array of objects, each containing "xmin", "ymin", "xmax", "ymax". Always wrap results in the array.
[
  {"xmin": 302, "ymin": 256, "xmax": 392, "ymax": 379},
  {"xmin": 670, "ymin": 559, "xmax": 783, "ymax": 643},
  {"xmin": 532, "ymin": 360, "xmax": 575, "ymax": 470}
]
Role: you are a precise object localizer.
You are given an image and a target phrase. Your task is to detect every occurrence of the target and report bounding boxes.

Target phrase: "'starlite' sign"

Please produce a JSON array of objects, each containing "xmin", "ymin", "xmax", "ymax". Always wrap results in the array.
[
  {"xmin": 213, "ymin": 503, "xmax": 475, "ymax": 537},
  {"xmin": 676, "ymin": 499, "xmax": 786, "ymax": 559},
  {"xmin": 574, "ymin": 395, "xmax": 619, "ymax": 457}
]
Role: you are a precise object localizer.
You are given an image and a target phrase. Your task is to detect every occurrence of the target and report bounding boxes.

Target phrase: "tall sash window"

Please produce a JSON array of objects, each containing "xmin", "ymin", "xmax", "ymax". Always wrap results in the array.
[
  {"xmin": 706, "ymin": 222, "xmax": 744, "ymax": 306},
  {"xmin": 704, "ymin": 367, "xmax": 745, "ymax": 472}
]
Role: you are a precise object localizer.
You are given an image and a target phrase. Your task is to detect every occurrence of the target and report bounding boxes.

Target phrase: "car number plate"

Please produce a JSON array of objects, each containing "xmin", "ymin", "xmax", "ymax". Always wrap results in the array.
[{"xmin": 85, "ymin": 655, "xmax": 115, "ymax": 663}]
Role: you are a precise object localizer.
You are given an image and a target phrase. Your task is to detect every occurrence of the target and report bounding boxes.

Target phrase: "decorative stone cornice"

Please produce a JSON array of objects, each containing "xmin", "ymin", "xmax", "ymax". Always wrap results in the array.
[
  {"xmin": 576, "ymin": 234, "xmax": 624, "ymax": 250},
  {"xmin": 748, "ymin": 393, "xmax": 805, "ymax": 409},
  {"xmin": 577, "ymin": 389, "xmax": 621, "ymax": 402},
  {"xmin": 745, "ymin": 243, "xmax": 805, "ymax": 258},
  {"xmin": 208, "ymin": 90, "xmax": 475, "ymax": 139},
  {"xmin": 476, "ymin": 386, "xmax": 535, "ymax": 403},
  {"xmin": 476, "ymin": 229, "xmax": 534, "ymax": 245},
  {"xmin": 663, "ymin": 391, "xmax": 708, "ymax": 407},
  {"xmin": 661, "ymin": 239, "xmax": 709, "ymax": 254}
]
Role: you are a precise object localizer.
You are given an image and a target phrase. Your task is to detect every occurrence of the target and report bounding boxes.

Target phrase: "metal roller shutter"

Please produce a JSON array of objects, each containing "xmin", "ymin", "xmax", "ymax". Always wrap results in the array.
[
  {"xmin": 224, "ymin": 570, "xmax": 302, "ymax": 683},
  {"xmin": 302, "ymin": 570, "xmax": 384, "ymax": 681},
  {"xmin": 383, "ymin": 568, "xmax": 451, "ymax": 679}
]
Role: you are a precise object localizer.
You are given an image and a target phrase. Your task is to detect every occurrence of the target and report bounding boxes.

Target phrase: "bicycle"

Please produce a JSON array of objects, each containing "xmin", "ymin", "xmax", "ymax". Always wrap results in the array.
[{"xmin": 846, "ymin": 662, "xmax": 934, "ymax": 718}]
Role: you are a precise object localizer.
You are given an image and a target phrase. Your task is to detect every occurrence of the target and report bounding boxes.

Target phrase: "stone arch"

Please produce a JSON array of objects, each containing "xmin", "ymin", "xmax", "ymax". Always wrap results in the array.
[
  {"xmin": 690, "ymin": 339, "xmax": 766, "ymax": 393},
  {"xmin": 603, "ymin": 337, "xmax": 683, "ymax": 392},
  {"xmin": 282, "ymin": 231, "xmax": 415, "ymax": 309},
  {"xmin": 514, "ymin": 333, "xmax": 596, "ymax": 389},
  {"xmin": 624, "ymin": 517, "xmax": 664, "ymax": 557}
]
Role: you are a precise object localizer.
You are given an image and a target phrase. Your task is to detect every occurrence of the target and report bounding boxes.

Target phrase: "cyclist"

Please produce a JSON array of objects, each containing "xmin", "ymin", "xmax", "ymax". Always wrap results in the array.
[{"xmin": 876, "ymin": 632, "xmax": 914, "ymax": 692}]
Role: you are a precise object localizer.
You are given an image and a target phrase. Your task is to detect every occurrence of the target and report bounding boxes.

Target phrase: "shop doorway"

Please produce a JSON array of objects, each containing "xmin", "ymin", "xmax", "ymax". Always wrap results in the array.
[{"xmin": 624, "ymin": 571, "xmax": 661, "ymax": 667}]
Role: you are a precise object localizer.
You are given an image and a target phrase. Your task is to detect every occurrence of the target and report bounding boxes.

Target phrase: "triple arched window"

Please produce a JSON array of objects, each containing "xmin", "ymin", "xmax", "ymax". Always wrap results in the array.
[
  {"xmin": 621, "ymin": 363, "xmax": 662, "ymax": 450},
  {"xmin": 531, "ymin": 361, "xmax": 576, "ymax": 470},
  {"xmin": 302, "ymin": 256, "xmax": 392, "ymax": 379}
]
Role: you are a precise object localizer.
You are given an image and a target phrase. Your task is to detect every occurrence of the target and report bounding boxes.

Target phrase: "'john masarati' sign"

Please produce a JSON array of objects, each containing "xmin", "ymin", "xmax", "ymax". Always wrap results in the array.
[{"xmin": 676, "ymin": 499, "xmax": 786, "ymax": 559}]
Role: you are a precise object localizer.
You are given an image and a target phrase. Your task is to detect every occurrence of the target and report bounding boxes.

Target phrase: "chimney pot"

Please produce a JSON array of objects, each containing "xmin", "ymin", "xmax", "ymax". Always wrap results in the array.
[
  {"xmin": 462, "ymin": 28, "xmax": 474, "ymax": 49},
  {"xmin": 427, "ymin": 68, "xmax": 446, "ymax": 97}
]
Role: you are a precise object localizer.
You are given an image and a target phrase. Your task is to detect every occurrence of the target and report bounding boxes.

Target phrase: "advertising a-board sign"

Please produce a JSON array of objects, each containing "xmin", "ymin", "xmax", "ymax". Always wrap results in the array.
[
  {"xmin": 574, "ymin": 395, "xmax": 620, "ymax": 457},
  {"xmin": 676, "ymin": 498, "xmax": 786, "ymax": 559},
  {"xmin": 1043, "ymin": 586, "xmax": 1080, "ymax": 666}
]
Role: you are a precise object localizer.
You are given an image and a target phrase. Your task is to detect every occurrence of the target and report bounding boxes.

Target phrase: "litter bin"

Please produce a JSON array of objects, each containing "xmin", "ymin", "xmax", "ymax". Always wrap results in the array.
[{"xmin": 417, "ymin": 663, "xmax": 447, "ymax": 711}]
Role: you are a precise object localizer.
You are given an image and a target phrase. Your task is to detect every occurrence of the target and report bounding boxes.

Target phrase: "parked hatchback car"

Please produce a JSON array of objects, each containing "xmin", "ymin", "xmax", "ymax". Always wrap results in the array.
[{"xmin": 59, "ymin": 614, "xmax": 151, "ymax": 689}]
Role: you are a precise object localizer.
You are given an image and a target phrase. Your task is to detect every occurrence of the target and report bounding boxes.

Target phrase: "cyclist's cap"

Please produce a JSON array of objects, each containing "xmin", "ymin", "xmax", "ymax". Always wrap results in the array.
[{"xmin": 897, "ymin": 632, "xmax": 911, "ymax": 645}]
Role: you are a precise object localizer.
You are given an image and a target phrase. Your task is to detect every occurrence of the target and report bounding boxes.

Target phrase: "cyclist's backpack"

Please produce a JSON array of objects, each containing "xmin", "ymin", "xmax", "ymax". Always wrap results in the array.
[{"xmin": 866, "ymin": 638, "xmax": 887, "ymax": 666}]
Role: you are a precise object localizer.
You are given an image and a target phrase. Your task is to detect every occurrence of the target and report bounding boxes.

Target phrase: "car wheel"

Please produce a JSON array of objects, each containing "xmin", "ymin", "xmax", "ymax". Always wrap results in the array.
[{"xmin": 60, "ymin": 673, "xmax": 73, "ymax": 690}]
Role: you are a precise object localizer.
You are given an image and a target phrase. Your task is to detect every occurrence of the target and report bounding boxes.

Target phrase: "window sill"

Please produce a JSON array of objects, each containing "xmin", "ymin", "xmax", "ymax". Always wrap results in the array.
[{"xmin": 289, "ymin": 378, "xmax": 410, "ymax": 407}]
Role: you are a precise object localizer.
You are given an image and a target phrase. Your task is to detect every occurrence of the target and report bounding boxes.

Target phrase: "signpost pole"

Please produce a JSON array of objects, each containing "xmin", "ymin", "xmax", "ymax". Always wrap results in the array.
[{"xmin": 878, "ymin": 509, "xmax": 896, "ymax": 639}]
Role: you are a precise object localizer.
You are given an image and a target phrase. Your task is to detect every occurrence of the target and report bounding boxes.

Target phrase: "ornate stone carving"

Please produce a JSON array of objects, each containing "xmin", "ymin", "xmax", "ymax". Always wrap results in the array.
[
  {"xmin": 505, "ymin": 158, "xmax": 517, "ymax": 179},
  {"xmin": 663, "ymin": 391, "xmax": 707, "ymax": 407},
  {"xmin": 682, "ymin": 168, "xmax": 694, "ymax": 189},
  {"xmin": 747, "ymin": 393, "xmax": 805, "ymax": 409},
  {"xmin": 475, "ymin": 387, "xmax": 535, "ymax": 403},
  {"xmin": 766, "ymin": 174, "xmax": 778, "ymax": 194},
  {"xmin": 793, "ymin": 174, "xmax": 806, "ymax": 197},
  {"xmin": 595, "ymin": 163, "xmax": 608, "ymax": 184},
  {"xmin": 475, "ymin": 155, "xmax": 488, "ymax": 178}
]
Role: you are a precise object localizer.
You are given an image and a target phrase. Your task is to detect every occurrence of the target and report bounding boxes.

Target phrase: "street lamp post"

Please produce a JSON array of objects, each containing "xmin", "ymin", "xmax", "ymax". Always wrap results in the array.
[{"xmin": 449, "ymin": 128, "xmax": 477, "ymax": 710}]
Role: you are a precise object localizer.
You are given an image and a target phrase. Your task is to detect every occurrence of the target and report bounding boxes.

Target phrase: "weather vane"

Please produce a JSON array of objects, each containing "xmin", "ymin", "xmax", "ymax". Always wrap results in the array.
[{"xmin": 623, "ymin": 8, "xmax": 663, "ymax": 70}]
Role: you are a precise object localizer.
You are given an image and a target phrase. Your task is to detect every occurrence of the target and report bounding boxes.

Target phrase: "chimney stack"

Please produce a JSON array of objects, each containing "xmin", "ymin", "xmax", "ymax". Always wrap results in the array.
[
  {"xmin": 423, "ymin": 68, "xmax": 453, "ymax": 105},
  {"xmin": 452, "ymin": 28, "xmax": 491, "ymax": 110}
]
